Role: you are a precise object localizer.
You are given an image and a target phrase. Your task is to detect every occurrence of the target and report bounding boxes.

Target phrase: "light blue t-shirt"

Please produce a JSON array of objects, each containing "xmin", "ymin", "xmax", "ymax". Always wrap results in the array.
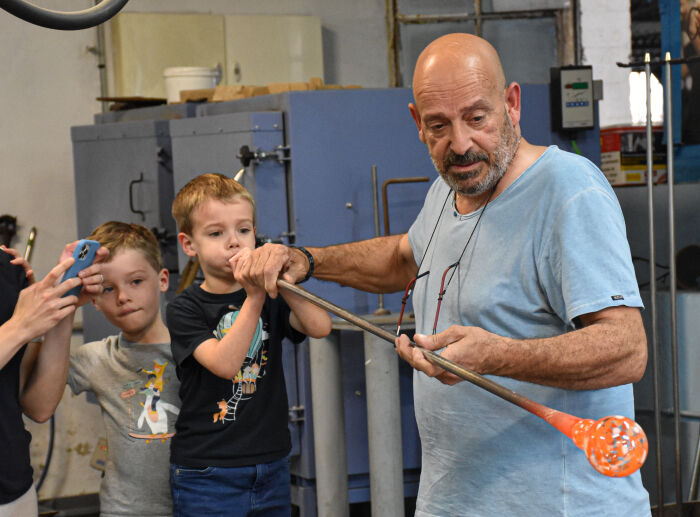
[{"xmin": 407, "ymin": 146, "xmax": 650, "ymax": 517}]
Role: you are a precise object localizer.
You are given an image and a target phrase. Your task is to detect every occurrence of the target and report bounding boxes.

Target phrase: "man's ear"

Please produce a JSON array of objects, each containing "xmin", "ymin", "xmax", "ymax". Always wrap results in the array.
[
  {"xmin": 178, "ymin": 232, "xmax": 197, "ymax": 258},
  {"xmin": 504, "ymin": 82, "xmax": 522, "ymax": 127},
  {"xmin": 158, "ymin": 268, "xmax": 170, "ymax": 293},
  {"xmin": 408, "ymin": 103, "xmax": 426, "ymax": 144}
]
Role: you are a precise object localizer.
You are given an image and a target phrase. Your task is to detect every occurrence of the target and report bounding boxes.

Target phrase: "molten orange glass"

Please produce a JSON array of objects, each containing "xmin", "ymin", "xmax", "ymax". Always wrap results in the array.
[{"xmin": 570, "ymin": 415, "xmax": 649, "ymax": 477}]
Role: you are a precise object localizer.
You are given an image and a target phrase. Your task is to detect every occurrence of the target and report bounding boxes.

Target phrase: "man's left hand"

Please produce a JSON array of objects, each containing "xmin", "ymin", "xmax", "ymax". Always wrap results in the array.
[{"xmin": 395, "ymin": 325, "xmax": 502, "ymax": 385}]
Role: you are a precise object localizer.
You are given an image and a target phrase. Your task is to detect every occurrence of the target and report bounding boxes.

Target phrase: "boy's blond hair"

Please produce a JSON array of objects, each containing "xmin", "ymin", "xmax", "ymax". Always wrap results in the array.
[
  {"xmin": 88, "ymin": 221, "xmax": 163, "ymax": 272},
  {"xmin": 171, "ymin": 173, "xmax": 255, "ymax": 235}
]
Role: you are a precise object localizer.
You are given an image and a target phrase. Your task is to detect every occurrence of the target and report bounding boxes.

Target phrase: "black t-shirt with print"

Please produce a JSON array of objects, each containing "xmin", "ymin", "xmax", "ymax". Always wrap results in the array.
[
  {"xmin": 166, "ymin": 283, "xmax": 305, "ymax": 468},
  {"xmin": 0, "ymin": 251, "xmax": 32, "ymax": 503}
]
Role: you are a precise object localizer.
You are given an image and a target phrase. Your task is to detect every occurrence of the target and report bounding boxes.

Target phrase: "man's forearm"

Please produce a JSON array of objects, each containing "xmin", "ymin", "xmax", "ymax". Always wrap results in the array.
[
  {"xmin": 484, "ymin": 309, "xmax": 647, "ymax": 390},
  {"xmin": 308, "ymin": 235, "xmax": 417, "ymax": 293}
]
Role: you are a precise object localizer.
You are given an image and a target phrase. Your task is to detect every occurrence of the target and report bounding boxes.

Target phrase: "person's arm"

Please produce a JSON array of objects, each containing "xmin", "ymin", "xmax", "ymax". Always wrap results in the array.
[
  {"xmin": 192, "ymin": 293, "xmax": 265, "ymax": 379},
  {"xmin": 0, "ymin": 258, "xmax": 79, "ymax": 372},
  {"xmin": 682, "ymin": 2, "xmax": 700, "ymax": 55},
  {"xmin": 16, "ymin": 243, "xmax": 107, "ymax": 422},
  {"xmin": 19, "ymin": 315, "xmax": 74, "ymax": 422},
  {"xmin": 280, "ymin": 290, "xmax": 332, "ymax": 339},
  {"xmin": 243, "ymin": 235, "xmax": 418, "ymax": 298},
  {"xmin": 305, "ymin": 234, "xmax": 418, "ymax": 293},
  {"xmin": 396, "ymin": 305, "xmax": 647, "ymax": 390},
  {"xmin": 191, "ymin": 248, "xmax": 270, "ymax": 379}
]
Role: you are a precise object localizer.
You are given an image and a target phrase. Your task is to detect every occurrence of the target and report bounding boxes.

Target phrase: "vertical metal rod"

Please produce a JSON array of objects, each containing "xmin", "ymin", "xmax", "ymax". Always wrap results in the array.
[
  {"xmin": 385, "ymin": 0, "xmax": 400, "ymax": 87},
  {"xmin": 364, "ymin": 332, "xmax": 405, "ymax": 517},
  {"xmin": 371, "ymin": 166, "xmax": 389, "ymax": 315},
  {"xmin": 94, "ymin": 1, "xmax": 108, "ymax": 113},
  {"xmin": 23, "ymin": 227, "xmax": 36, "ymax": 262},
  {"xmin": 474, "ymin": 0, "xmax": 482, "ymax": 37},
  {"xmin": 572, "ymin": 0, "xmax": 581, "ymax": 65},
  {"xmin": 309, "ymin": 334, "xmax": 349, "ymax": 517},
  {"xmin": 646, "ymin": 52, "xmax": 664, "ymax": 516},
  {"xmin": 664, "ymin": 52, "xmax": 683, "ymax": 514}
]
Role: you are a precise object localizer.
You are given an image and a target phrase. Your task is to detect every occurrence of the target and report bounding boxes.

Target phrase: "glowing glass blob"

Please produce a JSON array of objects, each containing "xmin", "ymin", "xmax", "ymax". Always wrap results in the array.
[{"xmin": 571, "ymin": 415, "xmax": 648, "ymax": 477}]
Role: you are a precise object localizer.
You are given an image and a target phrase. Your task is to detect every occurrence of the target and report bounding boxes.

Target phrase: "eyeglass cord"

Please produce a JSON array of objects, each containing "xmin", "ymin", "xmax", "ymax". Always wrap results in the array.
[
  {"xmin": 432, "ymin": 186, "xmax": 496, "ymax": 334},
  {"xmin": 396, "ymin": 189, "xmax": 452, "ymax": 335},
  {"xmin": 396, "ymin": 184, "xmax": 496, "ymax": 335}
]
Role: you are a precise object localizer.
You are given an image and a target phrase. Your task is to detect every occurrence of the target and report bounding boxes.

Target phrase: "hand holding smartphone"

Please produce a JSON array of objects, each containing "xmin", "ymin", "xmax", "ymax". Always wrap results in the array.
[{"xmin": 61, "ymin": 239, "xmax": 100, "ymax": 298}]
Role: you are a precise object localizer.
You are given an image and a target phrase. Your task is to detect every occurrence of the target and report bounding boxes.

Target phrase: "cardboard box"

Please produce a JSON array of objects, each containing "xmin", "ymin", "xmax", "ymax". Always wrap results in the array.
[
  {"xmin": 178, "ymin": 88, "xmax": 216, "ymax": 103},
  {"xmin": 211, "ymin": 85, "xmax": 270, "ymax": 102}
]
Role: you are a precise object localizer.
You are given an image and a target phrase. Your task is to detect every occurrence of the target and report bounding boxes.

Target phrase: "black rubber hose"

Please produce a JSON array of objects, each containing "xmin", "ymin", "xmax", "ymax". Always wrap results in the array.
[{"xmin": 0, "ymin": 0, "xmax": 128, "ymax": 30}]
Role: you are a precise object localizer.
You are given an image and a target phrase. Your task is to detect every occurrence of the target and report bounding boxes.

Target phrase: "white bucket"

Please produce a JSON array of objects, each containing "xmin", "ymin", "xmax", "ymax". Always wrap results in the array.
[{"xmin": 163, "ymin": 66, "xmax": 221, "ymax": 103}]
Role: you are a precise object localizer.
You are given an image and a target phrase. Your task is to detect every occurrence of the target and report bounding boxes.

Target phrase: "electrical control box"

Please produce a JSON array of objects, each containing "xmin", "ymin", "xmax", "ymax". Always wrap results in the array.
[{"xmin": 550, "ymin": 66, "xmax": 594, "ymax": 131}]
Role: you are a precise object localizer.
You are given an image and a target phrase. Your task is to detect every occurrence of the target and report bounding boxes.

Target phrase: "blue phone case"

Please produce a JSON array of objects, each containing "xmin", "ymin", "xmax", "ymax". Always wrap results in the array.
[{"xmin": 61, "ymin": 239, "xmax": 100, "ymax": 298}]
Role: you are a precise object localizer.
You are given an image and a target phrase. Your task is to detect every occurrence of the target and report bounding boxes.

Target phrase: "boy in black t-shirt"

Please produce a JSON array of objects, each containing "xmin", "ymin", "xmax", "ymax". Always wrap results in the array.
[{"xmin": 167, "ymin": 173, "xmax": 331, "ymax": 516}]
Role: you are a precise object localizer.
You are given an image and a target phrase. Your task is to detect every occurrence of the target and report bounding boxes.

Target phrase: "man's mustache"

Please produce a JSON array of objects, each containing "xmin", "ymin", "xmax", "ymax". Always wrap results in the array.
[{"xmin": 443, "ymin": 149, "xmax": 489, "ymax": 168}]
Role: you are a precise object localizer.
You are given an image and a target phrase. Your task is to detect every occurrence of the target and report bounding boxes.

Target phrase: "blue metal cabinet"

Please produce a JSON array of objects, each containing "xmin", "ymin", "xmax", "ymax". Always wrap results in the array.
[
  {"xmin": 198, "ymin": 89, "xmax": 435, "ymax": 316},
  {"xmin": 71, "ymin": 120, "xmax": 178, "ymax": 343},
  {"xmin": 168, "ymin": 111, "xmax": 289, "ymax": 272}
]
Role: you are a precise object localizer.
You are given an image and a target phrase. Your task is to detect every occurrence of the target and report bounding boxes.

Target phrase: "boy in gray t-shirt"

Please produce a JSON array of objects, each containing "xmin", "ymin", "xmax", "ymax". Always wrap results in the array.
[{"xmin": 68, "ymin": 222, "xmax": 179, "ymax": 517}]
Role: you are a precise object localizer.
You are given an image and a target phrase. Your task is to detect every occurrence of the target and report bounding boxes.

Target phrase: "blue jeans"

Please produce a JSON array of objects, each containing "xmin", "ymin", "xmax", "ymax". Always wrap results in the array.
[{"xmin": 170, "ymin": 457, "xmax": 291, "ymax": 517}]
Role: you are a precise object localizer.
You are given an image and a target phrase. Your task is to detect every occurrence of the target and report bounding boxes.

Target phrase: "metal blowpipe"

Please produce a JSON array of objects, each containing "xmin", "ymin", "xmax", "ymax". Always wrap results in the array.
[{"xmin": 277, "ymin": 279, "xmax": 648, "ymax": 477}]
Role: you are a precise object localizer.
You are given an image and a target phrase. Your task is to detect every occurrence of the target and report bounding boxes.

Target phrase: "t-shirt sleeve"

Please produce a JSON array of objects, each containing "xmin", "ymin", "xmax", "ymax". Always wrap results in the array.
[
  {"xmin": 166, "ymin": 295, "xmax": 214, "ymax": 366},
  {"xmin": 67, "ymin": 343, "xmax": 98, "ymax": 394},
  {"xmin": 538, "ymin": 185, "xmax": 643, "ymax": 324}
]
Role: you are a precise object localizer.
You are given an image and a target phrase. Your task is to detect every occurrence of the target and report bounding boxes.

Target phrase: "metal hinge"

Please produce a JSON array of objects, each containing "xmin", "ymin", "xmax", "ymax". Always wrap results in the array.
[
  {"xmin": 237, "ymin": 145, "xmax": 291, "ymax": 167},
  {"xmin": 288, "ymin": 405, "xmax": 305, "ymax": 423}
]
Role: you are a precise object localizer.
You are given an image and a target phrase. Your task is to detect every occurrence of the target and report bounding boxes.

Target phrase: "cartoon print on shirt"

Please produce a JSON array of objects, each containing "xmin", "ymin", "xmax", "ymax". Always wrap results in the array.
[
  {"xmin": 212, "ymin": 307, "xmax": 268, "ymax": 423},
  {"xmin": 119, "ymin": 359, "xmax": 180, "ymax": 442}
]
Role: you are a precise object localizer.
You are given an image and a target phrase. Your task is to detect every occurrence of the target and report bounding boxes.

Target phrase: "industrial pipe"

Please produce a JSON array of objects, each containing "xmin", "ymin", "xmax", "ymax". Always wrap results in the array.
[
  {"xmin": 381, "ymin": 176, "xmax": 429, "ymax": 236},
  {"xmin": 0, "ymin": 0, "xmax": 128, "ymax": 30},
  {"xmin": 371, "ymin": 166, "xmax": 389, "ymax": 315}
]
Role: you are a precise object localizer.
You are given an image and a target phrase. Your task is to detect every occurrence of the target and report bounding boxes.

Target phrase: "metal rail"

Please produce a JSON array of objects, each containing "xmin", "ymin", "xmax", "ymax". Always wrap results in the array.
[
  {"xmin": 644, "ymin": 52, "xmax": 665, "ymax": 517},
  {"xmin": 664, "ymin": 52, "xmax": 683, "ymax": 513},
  {"xmin": 384, "ymin": 2, "xmax": 573, "ymax": 87}
]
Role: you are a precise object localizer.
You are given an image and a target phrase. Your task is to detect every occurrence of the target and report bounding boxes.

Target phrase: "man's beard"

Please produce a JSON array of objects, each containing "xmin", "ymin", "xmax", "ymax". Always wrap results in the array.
[{"xmin": 433, "ymin": 111, "xmax": 521, "ymax": 196}]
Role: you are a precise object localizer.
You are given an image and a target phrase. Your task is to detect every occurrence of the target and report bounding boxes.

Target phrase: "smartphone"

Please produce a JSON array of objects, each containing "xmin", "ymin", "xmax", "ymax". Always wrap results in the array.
[{"xmin": 61, "ymin": 239, "xmax": 100, "ymax": 298}]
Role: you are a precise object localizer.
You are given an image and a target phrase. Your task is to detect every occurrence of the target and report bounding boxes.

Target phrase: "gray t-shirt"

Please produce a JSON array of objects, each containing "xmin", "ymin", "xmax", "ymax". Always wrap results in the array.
[
  {"xmin": 407, "ymin": 146, "xmax": 650, "ymax": 516},
  {"xmin": 68, "ymin": 334, "xmax": 180, "ymax": 517}
]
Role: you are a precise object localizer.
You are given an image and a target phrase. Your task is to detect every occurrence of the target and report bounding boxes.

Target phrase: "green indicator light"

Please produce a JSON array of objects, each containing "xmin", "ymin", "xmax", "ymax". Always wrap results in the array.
[{"xmin": 565, "ymin": 82, "xmax": 589, "ymax": 89}]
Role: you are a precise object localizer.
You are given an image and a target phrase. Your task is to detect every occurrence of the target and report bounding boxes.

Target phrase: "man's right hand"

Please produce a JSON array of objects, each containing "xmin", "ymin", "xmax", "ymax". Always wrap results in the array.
[{"xmin": 241, "ymin": 243, "xmax": 309, "ymax": 298}]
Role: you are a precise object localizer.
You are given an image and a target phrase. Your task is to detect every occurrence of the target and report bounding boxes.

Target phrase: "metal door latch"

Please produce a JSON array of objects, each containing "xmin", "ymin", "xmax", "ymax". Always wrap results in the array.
[{"xmin": 237, "ymin": 145, "xmax": 290, "ymax": 167}]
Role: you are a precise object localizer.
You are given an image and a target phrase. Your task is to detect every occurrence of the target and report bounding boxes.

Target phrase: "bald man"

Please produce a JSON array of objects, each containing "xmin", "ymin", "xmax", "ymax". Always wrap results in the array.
[{"xmin": 239, "ymin": 34, "xmax": 651, "ymax": 515}]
